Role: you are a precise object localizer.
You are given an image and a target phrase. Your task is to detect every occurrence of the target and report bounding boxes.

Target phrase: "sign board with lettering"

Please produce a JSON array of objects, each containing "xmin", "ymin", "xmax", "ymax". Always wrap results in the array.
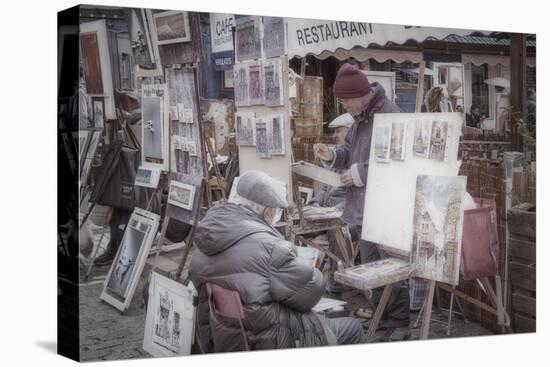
[
  {"xmin": 286, "ymin": 19, "xmax": 486, "ymax": 58},
  {"xmin": 210, "ymin": 13, "xmax": 235, "ymax": 70}
]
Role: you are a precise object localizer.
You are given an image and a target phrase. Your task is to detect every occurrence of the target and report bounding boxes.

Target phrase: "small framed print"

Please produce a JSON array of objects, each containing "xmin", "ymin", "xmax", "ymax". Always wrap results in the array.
[
  {"xmin": 222, "ymin": 69, "xmax": 234, "ymax": 89},
  {"xmin": 167, "ymin": 180, "xmax": 196, "ymax": 210},
  {"xmin": 92, "ymin": 97, "xmax": 106, "ymax": 129},
  {"xmin": 153, "ymin": 11, "xmax": 191, "ymax": 45}
]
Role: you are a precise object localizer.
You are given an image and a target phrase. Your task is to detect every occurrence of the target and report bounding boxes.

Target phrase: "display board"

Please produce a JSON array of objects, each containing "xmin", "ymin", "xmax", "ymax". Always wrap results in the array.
[{"xmin": 362, "ymin": 112, "xmax": 464, "ymax": 254}]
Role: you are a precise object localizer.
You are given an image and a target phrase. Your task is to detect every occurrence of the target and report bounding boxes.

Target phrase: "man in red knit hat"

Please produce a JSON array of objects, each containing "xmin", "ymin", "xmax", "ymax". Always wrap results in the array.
[{"xmin": 314, "ymin": 62, "xmax": 410, "ymax": 337}]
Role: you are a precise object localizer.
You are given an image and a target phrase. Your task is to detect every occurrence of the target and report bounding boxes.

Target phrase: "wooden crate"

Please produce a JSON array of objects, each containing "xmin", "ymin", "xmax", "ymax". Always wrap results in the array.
[{"xmin": 508, "ymin": 204, "xmax": 536, "ymax": 333}]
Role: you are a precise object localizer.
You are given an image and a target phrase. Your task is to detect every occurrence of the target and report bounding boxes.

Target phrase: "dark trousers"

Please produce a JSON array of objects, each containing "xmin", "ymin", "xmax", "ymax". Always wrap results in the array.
[{"xmin": 349, "ymin": 225, "xmax": 410, "ymax": 323}]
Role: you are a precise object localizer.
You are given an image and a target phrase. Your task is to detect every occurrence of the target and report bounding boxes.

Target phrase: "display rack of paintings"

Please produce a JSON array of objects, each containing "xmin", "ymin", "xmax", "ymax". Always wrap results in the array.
[
  {"xmin": 255, "ymin": 118, "xmax": 271, "ymax": 158},
  {"xmin": 143, "ymin": 272, "xmax": 197, "ymax": 357},
  {"xmin": 263, "ymin": 58, "xmax": 284, "ymax": 106},
  {"xmin": 165, "ymin": 67, "xmax": 206, "ymax": 177},
  {"xmin": 200, "ymin": 98, "xmax": 235, "ymax": 153},
  {"xmin": 100, "ymin": 208, "xmax": 161, "ymax": 312},
  {"xmin": 262, "ymin": 17, "xmax": 285, "ymax": 58},
  {"xmin": 362, "ymin": 112, "xmax": 464, "ymax": 257},
  {"xmin": 235, "ymin": 16, "xmax": 261, "ymax": 62},
  {"xmin": 248, "ymin": 62, "xmax": 264, "ymax": 105},
  {"xmin": 410, "ymin": 175, "xmax": 466, "ymax": 285},
  {"xmin": 80, "ymin": 20, "xmax": 116, "ymax": 120},
  {"xmin": 141, "ymin": 83, "xmax": 170, "ymax": 171},
  {"xmin": 267, "ymin": 114, "xmax": 285, "ymax": 155},
  {"xmin": 235, "ymin": 111, "xmax": 256, "ymax": 146}
]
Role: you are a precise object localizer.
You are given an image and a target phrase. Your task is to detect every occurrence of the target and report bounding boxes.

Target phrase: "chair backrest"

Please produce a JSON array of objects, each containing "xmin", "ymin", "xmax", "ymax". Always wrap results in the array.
[{"xmin": 206, "ymin": 283, "xmax": 250, "ymax": 350}]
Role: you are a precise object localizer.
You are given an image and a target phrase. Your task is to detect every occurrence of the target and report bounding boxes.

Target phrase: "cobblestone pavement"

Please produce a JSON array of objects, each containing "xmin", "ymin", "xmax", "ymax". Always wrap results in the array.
[{"xmin": 77, "ymin": 249, "xmax": 493, "ymax": 362}]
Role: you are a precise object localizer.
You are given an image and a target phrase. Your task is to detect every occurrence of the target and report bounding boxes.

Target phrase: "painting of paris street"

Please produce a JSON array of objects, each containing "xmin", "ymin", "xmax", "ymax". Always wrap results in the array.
[
  {"xmin": 429, "ymin": 120, "xmax": 449, "ymax": 161},
  {"xmin": 411, "ymin": 175, "xmax": 466, "ymax": 285}
]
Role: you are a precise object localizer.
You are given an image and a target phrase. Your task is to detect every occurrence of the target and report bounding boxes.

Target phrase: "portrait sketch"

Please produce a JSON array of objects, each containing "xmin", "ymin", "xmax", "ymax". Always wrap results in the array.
[
  {"xmin": 106, "ymin": 218, "xmax": 150, "ymax": 298},
  {"xmin": 80, "ymin": 32, "xmax": 104, "ymax": 94},
  {"xmin": 168, "ymin": 181, "xmax": 196, "ymax": 210},
  {"xmin": 262, "ymin": 17, "xmax": 285, "ymax": 58},
  {"xmin": 412, "ymin": 119, "xmax": 432, "ymax": 157},
  {"xmin": 235, "ymin": 17, "xmax": 261, "ymax": 62},
  {"xmin": 153, "ymin": 11, "xmax": 191, "ymax": 45},
  {"xmin": 142, "ymin": 96, "xmax": 164, "ymax": 160},
  {"xmin": 255, "ymin": 118, "xmax": 271, "ymax": 158},
  {"xmin": 267, "ymin": 114, "xmax": 285, "ymax": 155},
  {"xmin": 411, "ymin": 175, "xmax": 466, "ymax": 285},
  {"xmin": 233, "ymin": 63, "xmax": 249, "ymax": 107},
  {"xmin": 264, "ymin": 59, "xmax": 283, "ymax": 106},
  {"xmin": 235, "ymin": 112, "xmax": 256, "ymax": 145},
  {"xmin": 248, "ymin": 62, "xmax": 263, "ymax": 105},
  {"xmin": 429, "ymin": 120, "xmax": 449, "ymax": 161},
  {"xmin": 390, "ymin": 121, "xmax": 406, "ymax": 161},
  {"xmin": 143, "ymin": 273, "xmax": 196, "ymax": 357},
  {"xmin": 373, "ymin": 125, "xmax": 391, "ymax": 163}
]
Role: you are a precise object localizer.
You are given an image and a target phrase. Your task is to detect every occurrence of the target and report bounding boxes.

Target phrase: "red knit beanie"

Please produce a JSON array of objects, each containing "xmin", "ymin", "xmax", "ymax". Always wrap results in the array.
[{"xmin": 333, "ymin": 63, "xmax": 371, "ymax": 99}]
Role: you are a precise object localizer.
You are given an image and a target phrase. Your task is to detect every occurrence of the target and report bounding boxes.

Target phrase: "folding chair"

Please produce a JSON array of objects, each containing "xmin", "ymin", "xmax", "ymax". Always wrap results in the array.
[{"xmin": 206, "ymin": 283, "xmax": 250, "ymax": 351}]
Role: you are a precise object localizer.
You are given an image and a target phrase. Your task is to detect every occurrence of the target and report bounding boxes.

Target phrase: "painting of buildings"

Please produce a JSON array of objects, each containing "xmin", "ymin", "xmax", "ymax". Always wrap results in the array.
[
  {"xmin": 411, "ymin": 175, "xmax": 466, "ymax": 285},
  {"xmin": 429, "ymin": 120, "xmax": 448, "ymax": 161},
  {"xmin": 390, "ymin": 121, "xmax": 406, "ymax": 161},
  {"xmin": 373, "ymin": 125, "xmax": 391, "ymax": 163}
]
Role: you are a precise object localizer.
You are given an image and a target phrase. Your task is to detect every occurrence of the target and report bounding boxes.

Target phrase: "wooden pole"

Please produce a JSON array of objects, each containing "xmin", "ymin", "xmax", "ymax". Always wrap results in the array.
[
  {"xmin": 420, "ymin": 280, "xmax": 436, "ymax": 339},
  {"xmin": 366, "ymin": 283, "xmax": 394, "ymax": 342},
  {"xmin": 415, "ymin": 61, "xmax": 426, "ymax": 113}
]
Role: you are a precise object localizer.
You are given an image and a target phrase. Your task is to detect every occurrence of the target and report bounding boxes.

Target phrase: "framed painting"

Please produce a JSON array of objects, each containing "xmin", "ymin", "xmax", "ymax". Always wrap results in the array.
[{"xmin": 153, "ymin": 11, "xmax": 191, "ymax": 45}]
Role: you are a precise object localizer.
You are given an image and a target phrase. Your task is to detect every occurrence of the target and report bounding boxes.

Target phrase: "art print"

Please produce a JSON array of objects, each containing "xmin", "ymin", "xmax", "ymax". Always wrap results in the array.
[
  {"xmin": 233, "ymin": 63, "xmax": 249, "ymax": 106},
  {"xmin": 411, "ymin": 175, "xmax": 466, "ymax": 285},
  {"xmin": 255, "ymin": 118, "xmax": 271, "ymax": 158},
  {"xmin": 135, "ymin": 166, "xmax": 161, "ymax": 188},
  {"xmin": 235, "ymin": 112, "xmax": 256, "ymax": 145},
  {"xmin": 153, "ymin": 11, "xmax": 191, "ymax": 45},
  {"xmin": 373, "ymin": 125, "xmax": 391, "ymax": 163},
  {"xmin": 142, "ymin": 95, "xmax": 164, "ymax": 160},
  {"xmin": 429, "ymin": 120, "xmax": 449, "ymax": 161},
  {"xmin": 92, "ymin": 97, "xmax": 105, "ymax": 128},
  {"xmin": 262, "ymin": 17, "xmax": 285, "ymax": 58},
  {"xmin": 235, "ymin": 17, "xmax": 261, "ymax": 62},
  {"xmin": 413, "ymin": 119, "xmax": 432, "ymax": 157},
  {"xmin": 267, "ymin": 114, "xmax": 285, "ymax": 155},
  {"xmin": 390, "ymin": 121, "xmax": 406, "ymax": 161},
  {"xmin": 264, "ymin": 59, "xmax": 283, "ymax": 106},
  {"xmin": 168, "ymin": 180, "xmax": 196, "ymax": 210},
  {"xmin": 248, "ymin": 62, "xmax": 263, "ymax": 105}
]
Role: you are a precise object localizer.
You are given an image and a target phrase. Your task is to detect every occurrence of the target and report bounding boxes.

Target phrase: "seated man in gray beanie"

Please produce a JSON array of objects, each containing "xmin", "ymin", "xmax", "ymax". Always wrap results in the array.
[{"xmin": 189, "ymin": 170, "xmax": 365, "ymax": 352}]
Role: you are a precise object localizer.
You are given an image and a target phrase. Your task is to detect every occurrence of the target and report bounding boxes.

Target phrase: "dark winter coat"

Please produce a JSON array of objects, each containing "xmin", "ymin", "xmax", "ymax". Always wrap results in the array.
[
  {"xmin": 189, "ymin": 203, "xmax": 332, "ymax": 352},
  {"xmin": 330, "ymin": 82, "xmax": 401, "ymax": 225}
]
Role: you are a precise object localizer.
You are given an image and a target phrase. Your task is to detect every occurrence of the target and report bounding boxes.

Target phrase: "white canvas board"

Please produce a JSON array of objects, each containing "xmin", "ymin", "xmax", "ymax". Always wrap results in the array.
[
  {"xmin": 362, "ymin": 112, "xmax": 463, "ymax": 254},
  {"xmin": 362, "ymin": 70, "xmax": 396, "ymax": 103},
  {"xmin": 135, "ymin": 166, "xmax": 161, "ymax": 188},
  {"xmin": 167, "ymin": 180, "xmax": 196, "ymax": 210},
  {"xmin": 143, "ymin": 273, "xmax": 197, "ymax": 357}
]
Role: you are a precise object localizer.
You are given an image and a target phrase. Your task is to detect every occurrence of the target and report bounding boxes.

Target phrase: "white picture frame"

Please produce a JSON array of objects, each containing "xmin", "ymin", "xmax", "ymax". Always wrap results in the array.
[
  {"xmin": 167, "ymin": 180, "xmax": 196, "ymax": 210},
  {"xmin": 141, "ymin": 83, "xmax": 170, "ymax": 171},
  {"xmin": 143, "ymin": 273, "xmax": 197, "ymax": 357},
  {"xmin": 100, "ymin": 208, "xmax": 160, "ymax": 312},
  {"xmin": 135, "ymin": 166, "xmax": 161, "ymax": 189},
  {"xmin": 152, "ymin": 11, "xmax": 191, "ymax": 45}
]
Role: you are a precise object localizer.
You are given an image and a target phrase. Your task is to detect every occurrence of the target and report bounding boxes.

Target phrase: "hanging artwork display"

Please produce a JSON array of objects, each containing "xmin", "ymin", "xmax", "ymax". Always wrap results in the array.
[
  {"xmin": 100, "ymin": 208, "xmax": 160, "ymax": 312},
  {"xmin": 262, "ymin": 17, "xmax": 285, "ymax": 58},
  {"xmin": 165, "ymin": 67, "xmax": 205, "ymax": 177},
  {"xmin": 267, "ymin": 114, "xmax": 285, "ymax": 155},
  {"xmin": 255, "ymin": 118, "xmax": 271, "ymax": 158},
  {"xmin": 143, "ymin": 272, "xmax": 197, "ymax": 357},
  {"xmin": 362, "ymin": 112, "xmax": 463, "ymax": 254},
  {"xmin": 412, "ymin": 119, "xmax": 432, "ymax": 158},
  {"xmin": 248, "ymin": 62, "xmax": 264, "ymax": 105},
  {"xmin": 390, "ymin": 121, "xmax": 406, "ymax": 161},
  {"xmin": 153, "ymin": 11, "xmax": 191, "ymax": 45},
  {"xmin": 233, "ymin": 63, "xmax": 249, "ymax": 107},
  {"xmin": 235, "ymin": 111, "xmax": 256, "ymax": 146},
  {"xmin": 263, "ymin": 58, "xmax": 284, "ymax": 106},
  {"xmin": 410, "ymin": 175, "xmax": 466, "ymax": 285},
  {"xmin": 235, "ymin": 16, "xmax": 261, "ymax": 62},
  {"xmin": 141, "ymin": 83, "xmax": 169, "ymax": 170},
  {"xmin": 373, "ymin": 124, "xmax": 391, "ymax": 163}
]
